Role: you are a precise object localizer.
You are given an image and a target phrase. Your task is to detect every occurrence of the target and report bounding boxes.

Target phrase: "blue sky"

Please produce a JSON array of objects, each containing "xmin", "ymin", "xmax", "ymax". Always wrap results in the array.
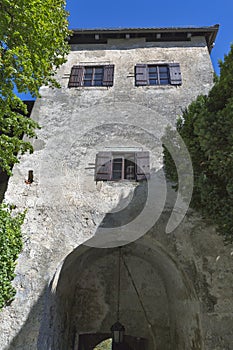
[{"xmin": 66, "ymin": 0, "xmax": 233, "ymax": 75}]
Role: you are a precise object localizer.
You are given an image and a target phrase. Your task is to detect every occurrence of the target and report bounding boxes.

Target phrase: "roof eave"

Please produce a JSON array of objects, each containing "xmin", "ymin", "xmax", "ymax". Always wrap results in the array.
[{"xmin": 68, "ymin": 25, "xmax": 219, "ymax": 52}]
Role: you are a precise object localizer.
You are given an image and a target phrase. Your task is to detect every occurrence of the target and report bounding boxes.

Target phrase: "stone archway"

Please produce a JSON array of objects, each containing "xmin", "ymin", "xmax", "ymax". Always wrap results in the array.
[{"xmin": 40, "ymin": 237, "xmax": 203, "ymax": 350}]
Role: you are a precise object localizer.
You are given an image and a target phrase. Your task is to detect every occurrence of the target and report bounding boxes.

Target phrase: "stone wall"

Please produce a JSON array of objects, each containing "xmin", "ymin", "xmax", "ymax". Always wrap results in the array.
[{"xmin": 0, "ymin": 34, "xmax": 232, "ymax": 350}]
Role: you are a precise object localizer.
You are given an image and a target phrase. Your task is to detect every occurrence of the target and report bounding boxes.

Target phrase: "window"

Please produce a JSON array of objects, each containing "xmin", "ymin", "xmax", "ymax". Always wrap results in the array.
[
  {"xmin": 68, "ymin": 65, "xmax": 114, "ymax": 87},
  {"xmin": 95, "ymin": 151, "xmax": 150, "ymax": 182},
  {"xmin": 112, "ymin": 155, "xmax": 136, "ymax": 180},
  {"xmin": 135, "ymin": 63, "xmax": 182, "ymax": 86},
  {"xmin": 148, "ymin": 65, "xmax": 169, "ymax": 85}
]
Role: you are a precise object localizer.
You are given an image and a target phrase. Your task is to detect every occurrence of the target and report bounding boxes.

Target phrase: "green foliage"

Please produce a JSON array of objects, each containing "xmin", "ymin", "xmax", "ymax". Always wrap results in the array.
[
  {"xmin": 163, "ymin": 44, "xmax": 233, "ymax": 242},
  {"xmin": 94, "ymin": 339, "xmax": 112, "ymax": 350},
  {"xmin": 0, "ymin": 204, "xmax": 25, "ymax": 310},
  {"xmin": 0, "ymin": 1, "xmax": 70, "ymax": 309},
  {"xmin": 0, "ymin": 0, "xmax": 70, "ymax": 173}
]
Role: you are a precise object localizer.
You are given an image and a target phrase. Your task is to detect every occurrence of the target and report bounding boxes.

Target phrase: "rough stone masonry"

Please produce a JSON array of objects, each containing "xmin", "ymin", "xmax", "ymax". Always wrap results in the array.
[{"xmin": 0, "ymin": 26, "xmax": 233, "ymax": 350}]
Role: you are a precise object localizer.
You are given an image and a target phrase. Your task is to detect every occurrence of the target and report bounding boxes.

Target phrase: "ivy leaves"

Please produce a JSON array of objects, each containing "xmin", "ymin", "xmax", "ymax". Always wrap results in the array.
[{"xmin": 0, "ymin": 204, "xmax": 25, "ymax": 309}]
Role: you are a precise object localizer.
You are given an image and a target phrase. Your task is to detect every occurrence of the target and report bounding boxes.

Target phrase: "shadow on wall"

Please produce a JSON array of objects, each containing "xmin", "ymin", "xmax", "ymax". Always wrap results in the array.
[
  {"xmin": 0, "ymin": 170, "xmax": 9, "ymax": 203},
  {"xmin": 6, "ymin": 171, "xmax": 150, "ymax": 349},
  {"xmin": 7, "ymin": 285, "xmax": 48, "ymax": 350},
  {"xmin": 7, "ymin": 237, "xmax": 203, "ymax": 350},
  {"xmin": 7, "ymin": 173, "xmax": 202, "ymax": 350},
  {"xmin": 0, "ymin": 100, "xmax": 35, "ymax": 204}
]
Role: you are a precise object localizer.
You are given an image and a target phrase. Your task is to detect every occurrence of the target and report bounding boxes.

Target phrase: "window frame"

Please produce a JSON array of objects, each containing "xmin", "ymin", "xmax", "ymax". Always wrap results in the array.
[
  {"xmin": 95, "ymin": 151, "xmax": 150, "ymax": 182},
  {"xmin": 111, "ymin": 153, "xmax": 137, "ymax": 181},
  {"xmin": 135, "ymin": 63, "xmax": 182, "ymax": 86},
  {"xmin": 68, "ymin": 64, "xmax": 114, "ymax": 88},
  {"xmin": 82, "ymin": 66, "xmax": 104, "ymax": 87},
  {"xmin": 148, "ymin": 64, "xmax": 170, "ymax": 85}
]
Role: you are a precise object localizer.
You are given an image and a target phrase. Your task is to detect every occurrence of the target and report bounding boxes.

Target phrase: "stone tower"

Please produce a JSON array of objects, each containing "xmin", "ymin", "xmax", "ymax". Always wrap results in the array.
[{"xmin": 1, "ymin": 25, "xmax": 233, "ymax": 350}]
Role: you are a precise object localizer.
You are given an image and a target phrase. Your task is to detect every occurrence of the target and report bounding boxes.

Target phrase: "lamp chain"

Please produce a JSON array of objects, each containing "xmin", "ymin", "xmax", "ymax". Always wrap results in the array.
[
  {"xmin": 122, "ymin": 253, "xmax": 157, "ymax": 349},
  {"xmin": 117, "ymin": 247, "xmax": 121, "ymax": 322}
]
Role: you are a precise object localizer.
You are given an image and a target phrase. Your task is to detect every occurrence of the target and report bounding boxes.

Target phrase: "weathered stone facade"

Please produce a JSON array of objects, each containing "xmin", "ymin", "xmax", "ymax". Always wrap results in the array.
[{"xmin": 1, "ymin": 26, "xmax": 233, "ymax": 350}]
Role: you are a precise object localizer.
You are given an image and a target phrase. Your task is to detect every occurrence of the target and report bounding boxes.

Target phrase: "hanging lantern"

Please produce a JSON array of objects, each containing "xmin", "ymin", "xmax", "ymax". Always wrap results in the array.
[
  {"xmin": 111, "ymin": 248, "xmax": 125, "ymax": 347},
  {"xmin": 111, "ymin": 321, "xmax": 125, "ymax": 343}
]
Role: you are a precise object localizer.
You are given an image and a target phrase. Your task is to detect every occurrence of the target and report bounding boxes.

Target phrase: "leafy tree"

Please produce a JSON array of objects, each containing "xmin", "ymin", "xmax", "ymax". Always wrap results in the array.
[
  {"xmin": 163, "ymin": 45, "xmax": 233, "ymax": 242},
  {"xmin": 0, "ymin": 0, "xmax": 70, "ymax": 174},
  {"xmin": 0, "ymin": 204, "xmax": 25, "ymax": 309},
  {"xmin": 0, "ymin": 1, "xmax": 70, "ymax": 309}
]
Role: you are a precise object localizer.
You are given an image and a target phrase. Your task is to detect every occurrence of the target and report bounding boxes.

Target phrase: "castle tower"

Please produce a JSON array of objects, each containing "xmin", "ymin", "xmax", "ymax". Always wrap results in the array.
[{"xmin": 1, "ymin": 26, "xmax": 233, "ymax": 350}]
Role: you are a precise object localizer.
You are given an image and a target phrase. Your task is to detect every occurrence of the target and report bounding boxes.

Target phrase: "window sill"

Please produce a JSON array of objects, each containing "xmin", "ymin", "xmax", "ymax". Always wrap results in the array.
[
  {"xmin": 136, "ymin": 85, "xmax": 181, "ymax": 89},
  {"xmin": 68, "ymin": 86, "xmax": 112, "ymax": 90}
]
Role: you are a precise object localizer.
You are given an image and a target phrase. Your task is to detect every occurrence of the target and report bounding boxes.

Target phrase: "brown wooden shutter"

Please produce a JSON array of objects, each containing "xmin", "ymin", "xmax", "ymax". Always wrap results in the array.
[
  {"xmin": 135, "ymin": 151, "xmax": 150, "ymax": 181},
  {"xmin": 95, "ymin": 152, "xmax": 112, "ymax": 181},
  {"xmin": 169, "ymin": 63, "xmax": 182, "ymax": 85},
  {"xmin": 135, "ymin": 64, "xmax": 148, "ymax": 86},
  {"xmin": 68, "ymin": 65, "xmax": 84, "ymax": 87},
  {"xmin": 103, "ymin": 65, "xmax": 114, "ymax": 86}
]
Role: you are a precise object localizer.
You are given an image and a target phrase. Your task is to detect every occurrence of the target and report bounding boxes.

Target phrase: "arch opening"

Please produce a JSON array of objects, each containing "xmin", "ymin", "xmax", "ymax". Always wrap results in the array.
[
  {"xmin": 39, "ymin": 238, "xmax": 203, "ymax": 350},
  {"xmin": 93, "ymin": 338, "xmax": 112, "ymax": 350}
]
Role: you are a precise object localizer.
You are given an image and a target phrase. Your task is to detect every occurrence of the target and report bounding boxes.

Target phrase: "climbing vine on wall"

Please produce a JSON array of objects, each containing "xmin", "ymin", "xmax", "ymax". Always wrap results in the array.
[
  {"xmin": 163, "ymin": 44, "xmax": 233, "ymax": 242},
  {"xmin": 0, "ymin": 204, "xmax": 25, "ymax": 310}
]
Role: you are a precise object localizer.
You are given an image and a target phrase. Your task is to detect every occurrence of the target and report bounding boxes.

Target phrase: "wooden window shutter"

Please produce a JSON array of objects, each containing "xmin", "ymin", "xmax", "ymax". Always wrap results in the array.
[
  {"xmin": 103, "ymin": 65, "xmax": 114, "ymax": 86},
  {"xmin": 135, "ymin": 151, "xmax": 150, "ymax": 181},
  {"xmin": 169, "ymin": 63, "xmax": 182, "ymax": 85},
  {"xmin": 135, "ymin": 64, "xmax": 148, "ymax": 86},
  {"xmin": 68, "ymin": 65, "xmax": 84, "ymax": 87},
  {"xmin": 95, "ymin": 152, "xmax": 112, "ymax": 181}
]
